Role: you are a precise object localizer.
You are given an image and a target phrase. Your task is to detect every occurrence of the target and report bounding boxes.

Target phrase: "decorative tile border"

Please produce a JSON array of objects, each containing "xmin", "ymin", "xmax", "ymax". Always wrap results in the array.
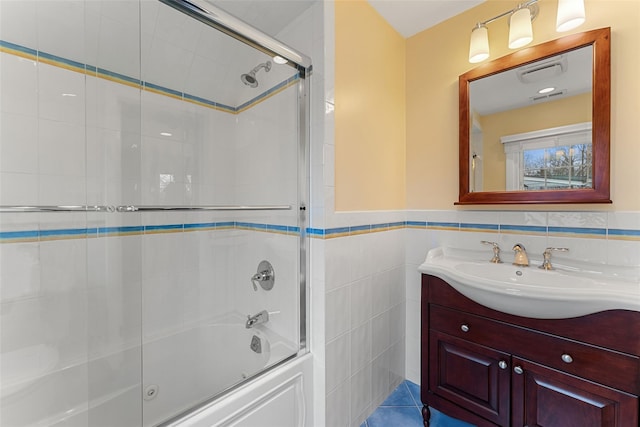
[
  {"xmin": 0, "ymin": 40, "xmax": 299, "ymax": 114},
  {"xmin": 309, "ymin": 221, "xmax": 637, "ymax": 241},
  {"xmin": 0, "ymin": 222, "xmax": 300, "ymax": 244},
  {"xmin": 1, "ymin": 220, "xmax": 638, "ymax": 244}
]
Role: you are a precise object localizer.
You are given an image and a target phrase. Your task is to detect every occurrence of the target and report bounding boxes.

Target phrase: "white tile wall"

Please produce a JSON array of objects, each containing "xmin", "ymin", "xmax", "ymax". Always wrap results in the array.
[{"xmin": 323, "ymin": 227, "xmax": 406, "ymax": 427}]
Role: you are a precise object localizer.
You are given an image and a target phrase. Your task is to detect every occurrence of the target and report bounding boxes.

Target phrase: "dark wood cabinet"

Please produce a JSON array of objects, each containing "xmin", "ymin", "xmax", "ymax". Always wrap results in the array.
[{"xmin": 421, "ymin": 274, "xmax": 640, "ymax": 427}]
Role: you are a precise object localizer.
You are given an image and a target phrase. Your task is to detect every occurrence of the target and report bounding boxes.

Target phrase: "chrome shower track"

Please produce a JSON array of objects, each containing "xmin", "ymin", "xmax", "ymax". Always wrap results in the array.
[{"xmin": 0, "ymin": 205, "xmax": 292, "ymax": 213}]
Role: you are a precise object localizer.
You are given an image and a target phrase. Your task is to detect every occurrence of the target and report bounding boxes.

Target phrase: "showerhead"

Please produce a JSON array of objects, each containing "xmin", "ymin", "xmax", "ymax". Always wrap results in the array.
[
  {"xmin": 241, "ymin": 72, "xmax": 258, "ymax": 88},
  {"xmin": 241, "ymin": 61, "xmax": 272, "ymax": 88}
]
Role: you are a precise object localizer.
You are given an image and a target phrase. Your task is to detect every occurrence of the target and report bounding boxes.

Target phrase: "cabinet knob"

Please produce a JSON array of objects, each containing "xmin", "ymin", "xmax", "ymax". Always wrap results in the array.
[
  {"xmin": 460, "ymin": 324, "xmax": 470, "ymax": 333},
  {"xmin": 561, "ymin": 354, "xmax": 573, "ymax": 363},
  {"xmin": 498, "ymin": 360, "xmax": 508, "ymax": 370},
  {"xmin": 514, "ymin": 366, "xmax": 524, "ymax": 375}
]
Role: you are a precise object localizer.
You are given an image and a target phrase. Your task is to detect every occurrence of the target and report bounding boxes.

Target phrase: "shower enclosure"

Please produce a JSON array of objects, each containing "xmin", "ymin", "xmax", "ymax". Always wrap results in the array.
[{"xmin": 0, "ymin": 0, "xmax": 311, "ymax": 425}]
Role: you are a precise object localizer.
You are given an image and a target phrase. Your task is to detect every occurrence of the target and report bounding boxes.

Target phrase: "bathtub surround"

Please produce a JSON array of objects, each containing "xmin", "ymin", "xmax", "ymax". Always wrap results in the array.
[{"xmin": 0, "ymin": 0, "xmax": 314, "ymax": 425}]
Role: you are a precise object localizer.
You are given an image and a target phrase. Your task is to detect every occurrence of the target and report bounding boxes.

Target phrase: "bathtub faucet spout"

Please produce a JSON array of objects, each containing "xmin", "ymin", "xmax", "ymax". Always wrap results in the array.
[{"xmin": 246, "ymin": 310, "xmax": 269, "ymax": 328}]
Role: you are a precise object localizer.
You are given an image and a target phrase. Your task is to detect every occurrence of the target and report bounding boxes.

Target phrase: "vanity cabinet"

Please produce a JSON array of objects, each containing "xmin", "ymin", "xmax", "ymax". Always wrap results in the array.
[{"xmin": 421, "ymin": 274, "xmax": 640, "ymax": 427}]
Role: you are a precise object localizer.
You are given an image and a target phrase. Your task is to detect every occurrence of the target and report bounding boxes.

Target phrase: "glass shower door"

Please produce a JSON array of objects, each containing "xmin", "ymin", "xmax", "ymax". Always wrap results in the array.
[{"xmin": 138, "ymin": 1, "xmax": 306, "ymax": 424}]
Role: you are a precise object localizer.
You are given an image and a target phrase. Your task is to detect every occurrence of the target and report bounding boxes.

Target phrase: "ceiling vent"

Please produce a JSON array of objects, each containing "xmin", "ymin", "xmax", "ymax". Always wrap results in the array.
[
  {"xmin": 530, "ymin": 89, "xmax": 567, "ymax": 103},
  {"xmin": 517, "ymin": 55, "xmax": 568, "ymax": 83}
]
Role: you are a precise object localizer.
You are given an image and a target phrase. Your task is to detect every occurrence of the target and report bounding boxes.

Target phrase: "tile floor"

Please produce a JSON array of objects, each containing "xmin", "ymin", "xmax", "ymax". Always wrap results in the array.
[{"xmin": 361, "ymin": 381, "xmax": 475, "ymax": 427}]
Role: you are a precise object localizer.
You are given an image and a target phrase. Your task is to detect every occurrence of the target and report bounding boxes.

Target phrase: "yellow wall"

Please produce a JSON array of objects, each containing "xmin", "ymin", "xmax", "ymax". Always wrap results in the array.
[
  {"xmin": 334, "ymin": 0, "xmax": 406, "ymax": 211},
  {"xmin": 404, "ymin": 0, "xmax": 639, "ymax": 210},
  {"xmin": 480, "ymin": 92, "xmax": 592, "ymax": 191}
]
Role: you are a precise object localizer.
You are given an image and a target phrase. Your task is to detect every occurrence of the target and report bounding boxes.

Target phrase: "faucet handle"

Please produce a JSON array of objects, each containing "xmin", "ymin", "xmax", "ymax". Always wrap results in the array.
[
  {"xmin": 481, "ymin": 241, "xmax": 502, "ymax": 263},
  {"xmin": 540, "ymin": 247, "xmax": 569, "ymax": 270},
  {"xmin": 544, "ymin": 247, "xmax": 569, "ymax": 255}
]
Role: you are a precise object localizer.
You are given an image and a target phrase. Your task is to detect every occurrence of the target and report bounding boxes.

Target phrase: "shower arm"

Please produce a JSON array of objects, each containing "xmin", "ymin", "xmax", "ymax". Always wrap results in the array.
[{"xmin": 250, "ymin": 61, "xmax": 271, "ymax": 75}]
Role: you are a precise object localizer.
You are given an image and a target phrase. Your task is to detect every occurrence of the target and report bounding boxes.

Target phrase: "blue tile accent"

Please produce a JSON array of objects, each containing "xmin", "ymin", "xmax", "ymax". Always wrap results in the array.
[
  {"xmin": 407, "ymin": 221, "xmax": 427, "ymax": 228},
  {"xmin": 98, "ymin": 225, "xmax": 144, "ymax": 236},
  {"xmin": 0, "ymin": 229, "xmax": 39, "ymax": 241},
  {"xmin": 0, "ymin": 40, "xmax": 37, "ymax": 57},
  {"xmin": 366, "ymin": 381, "xmax": 476, "ymax": 427},
  {"xmin": 406, "ymin": 380, "xmax": 421, "ymax": 406},
  {"xmin": 460, "ymin": 223, "xmax": 499, "ymax": 231},
  {"xmin": 37, "ymin": 50, "xmax": 86, "ymax": 71},
  {"xmin": 381, "ymin": 382, "xmax": 416, "ymax": 406},
  {"xmin": 608, "ymin": 228, "xmax": 640, "ymax": 236},
  {"xmin": 367, "ymin": 406, "xmax": 423, "ymax": 427},
  {"xmin": 306, "ymin": 227, "xmax": 325, "ymax": 237},
  {"xmin": 40, "ymin": 227, "xmax": 89, "ymax": 238},
  {"xmin": 350, "ymin": 224, "xmax": 371, "ymax": 233},
  {"xmin": 548, "ymin": 226, "xmax": 606, "ymax": 237},
  {"xmin": 389, "ymin": 221, "xmax": 406, "ymax": 228},
  {"xmin": 325, "ymin": 226, "xmax": 350, "ymax": 235},
  {"xmin": 428, "ymin": 221, "xmax": 460, "ymax": 229},
  {"xmin": 145, "ymin": 224, "xmax": 183, "ymax": 232},
  {"xmin": 97, "ymin": 67, "xmax": 141, "ymax": 86},
  {"xmin": 500, "ymin": 224, "xmax": 547, "ymax": 234}
]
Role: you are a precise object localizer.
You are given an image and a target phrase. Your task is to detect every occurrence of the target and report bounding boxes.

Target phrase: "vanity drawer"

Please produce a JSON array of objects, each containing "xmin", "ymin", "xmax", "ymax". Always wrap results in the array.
[{"xmin": 430, "ymin": 305, "xmax": 640, "ymax": 394}]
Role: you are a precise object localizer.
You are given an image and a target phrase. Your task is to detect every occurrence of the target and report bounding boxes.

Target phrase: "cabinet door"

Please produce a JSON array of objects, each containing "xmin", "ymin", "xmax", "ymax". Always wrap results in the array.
[
  {"xmin": 429, "ymin": 331, "xmax": 511, "ymax": 426},
  {"xmin": 512, "ymin": 357, "xmax": 639, "ymax": 427}
]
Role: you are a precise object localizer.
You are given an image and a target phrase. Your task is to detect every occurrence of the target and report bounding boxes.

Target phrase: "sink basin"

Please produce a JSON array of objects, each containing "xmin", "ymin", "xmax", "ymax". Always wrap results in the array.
[{"xmin": 418, "ymin": 247, "xmax": 640, "ymax": 319}]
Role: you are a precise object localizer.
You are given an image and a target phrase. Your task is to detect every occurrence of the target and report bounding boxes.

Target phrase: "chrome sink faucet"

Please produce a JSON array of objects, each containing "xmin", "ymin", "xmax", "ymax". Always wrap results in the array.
[
  {"xmin": 540, "ymin": 247, "xmax": 570, "ymax": 270},
  {"xmin": 246, "ymin": 310, "xmax": 269, "ymax": 329},
  {"xmin": 512, "ymin": 243, "xmax": 529, "ymax": 267}
]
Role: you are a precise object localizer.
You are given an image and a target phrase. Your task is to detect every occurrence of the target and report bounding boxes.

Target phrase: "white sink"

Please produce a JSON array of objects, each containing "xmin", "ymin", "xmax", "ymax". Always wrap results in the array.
[{"xmin": 418, "ymin": 247, "xmax": 640, "ymax": 319}]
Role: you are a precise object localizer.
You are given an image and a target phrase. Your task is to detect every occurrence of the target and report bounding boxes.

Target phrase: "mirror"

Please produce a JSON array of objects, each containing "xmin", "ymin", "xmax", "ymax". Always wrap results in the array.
[{"xmin": 458, "ymin": 28, "xmax": 610, "ymax": 204}]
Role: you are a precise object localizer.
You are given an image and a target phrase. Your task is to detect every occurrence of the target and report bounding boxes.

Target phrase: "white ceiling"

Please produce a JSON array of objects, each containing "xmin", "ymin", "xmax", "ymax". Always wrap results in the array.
[
  {"xmin": 215, "ymin": 0, "xmax": 486, "ymax": 40},
  {"xmin": 367, "ymin": 0, "xmax": 485, "ymax": 38}
]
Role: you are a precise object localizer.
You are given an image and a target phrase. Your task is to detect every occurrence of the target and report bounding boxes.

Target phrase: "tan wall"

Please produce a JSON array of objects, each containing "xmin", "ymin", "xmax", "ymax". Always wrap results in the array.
[
  {"xmin": 481, "ymin": 92, "xmax": 592, "ymax": 191},
  {"xmin": 406, "ymin": 0, "xmax": 640, "ymax": 210},
  {"xmin": 334, "ymin": 0, "xmax": 406, "ymax": 211}
]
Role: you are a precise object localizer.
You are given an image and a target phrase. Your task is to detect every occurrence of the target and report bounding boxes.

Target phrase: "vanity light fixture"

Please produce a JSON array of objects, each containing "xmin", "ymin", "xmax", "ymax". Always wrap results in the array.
[
  {"xmin": 468, "ymin": 0, "xmax": 586, "ymax": 63},
  {"xmin": 469, "ymin": 23, "xmax": 490, "ymax": 63},
  {"xmin": 508, "ymin": 5, "xmax": 534, "ymax": 49},
  {"xmin": 556, "ymin": 0, "xmax": 586, "ymax": 32}
]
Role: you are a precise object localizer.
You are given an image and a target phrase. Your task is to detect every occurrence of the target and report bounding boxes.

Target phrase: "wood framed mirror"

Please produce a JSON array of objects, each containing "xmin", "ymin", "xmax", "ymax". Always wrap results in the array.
[{"xmin": 457, "ymin": 27, "xmax": 610, "ymax": 205}]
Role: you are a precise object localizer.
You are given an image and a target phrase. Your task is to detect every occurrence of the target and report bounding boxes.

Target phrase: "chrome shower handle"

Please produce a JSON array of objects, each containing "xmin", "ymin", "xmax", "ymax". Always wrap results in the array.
[{"xmin": 250, "ymin": 260, "xmax": 275, "ymax": 291}]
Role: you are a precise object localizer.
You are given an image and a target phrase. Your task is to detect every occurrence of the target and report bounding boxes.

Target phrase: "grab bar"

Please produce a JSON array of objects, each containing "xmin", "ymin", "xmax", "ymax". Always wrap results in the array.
[{"xmin": 0, "ymin": 204, "xmax": 292, "ymax": 213}]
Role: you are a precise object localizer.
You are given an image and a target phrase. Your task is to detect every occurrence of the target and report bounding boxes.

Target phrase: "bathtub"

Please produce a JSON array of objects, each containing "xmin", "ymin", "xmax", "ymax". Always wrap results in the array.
[
  {"xmin": 164, "ymin": 351, "xmax": 314, "ymax": 427},
  {"xmin": 1, "ymin": 318, "xmax": 309, "ymax": 427},
  {"xmin": 144, "ymin": 319, "xmax": 300, "ymax": 426}
]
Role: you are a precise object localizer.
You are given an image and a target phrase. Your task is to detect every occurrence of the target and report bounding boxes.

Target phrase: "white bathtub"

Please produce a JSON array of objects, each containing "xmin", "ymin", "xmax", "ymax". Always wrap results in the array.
[
  {"xmin": 1, "ymin": 319, "xmax": 308, "ymax": 427},
  {"xmin": 165, "ymin": 352, "xmax": 314, "ymax": 427},
  {"xmin": 144, "ymin": 320, "xmax": 299, "ymax": 426}
]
